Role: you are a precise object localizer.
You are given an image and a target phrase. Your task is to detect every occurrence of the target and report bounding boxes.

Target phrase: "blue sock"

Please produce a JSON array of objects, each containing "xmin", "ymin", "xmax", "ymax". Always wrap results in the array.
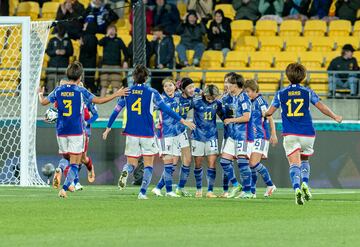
[
  {"xmin": 140, "ymin": 166, "xmax": 153, "ymax": 195},
  {"xmin": 223, "ymin": 173, "xmax": 229, "ymax": 192},
  {"xmin": 289, "ymin": 165, "xmax": 301, "ymax": 190},
  {"xmin": 207, "ymin": 168, "xmax": 216, "ymax": 192},
  {"xmin": 250, "ymin": 167, "xmax": 257, "ymax": 194},
  {"xmin": 178, "ymin": 165, "xmax": 190, "ymax": 189},
  {"xmin": 164, "ymin": 164, "xmax": 173, "ymax": 193},
  {"xmin": 73, "ymin": 165, "xmax": 81, "ymax": 185},
  {"xmin": 156, "ymin": 173, "xmax": 165, "ymax": 190},
  {"xmin": 62, "ymin": 164, "xmax": 78, "ymax": 191},
  {"xmin": 237, "ymin": 158, "xmax": 251, "ymax": 193},
  {"xmin": 254, "ymin": 163, "xmax": 273, "ymax": 186},
  {"xmin": 301, "ymin": 160, "xmax": 310, "ymax": 184},
  {"xmin": 123, "ymin": 164, "xmax": 135, "ymax": 174},
  {"xmin": 58, "ymin": 158, "xmax": 69, "ymax": 172},
  {"xmin": 194, "ymin": 167, "xmax": 203, "ymax": 190},
  {"xmin": 220, "ymin": 158, "xmax": 239, "ymax": 187}
]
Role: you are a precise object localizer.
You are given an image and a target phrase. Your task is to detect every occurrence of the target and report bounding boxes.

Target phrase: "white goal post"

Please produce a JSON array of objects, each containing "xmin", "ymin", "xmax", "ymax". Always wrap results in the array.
[{"xmin": 0, "ymin": 17, "xmax": 52, "ymax": 186}]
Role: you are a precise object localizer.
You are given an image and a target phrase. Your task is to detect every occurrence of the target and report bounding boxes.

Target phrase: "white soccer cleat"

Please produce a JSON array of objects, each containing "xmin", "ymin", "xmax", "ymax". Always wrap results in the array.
[
  {"xmin": 165, "ymin": 192, "xmax": 180, "ymax": 198},
  {"xmin": 264, "ymin": 185, "xmax": 277, "ymax": 197},
  {"xmin": 251, "ymin": 193, "xmax": 257, "ymax": 199},
  {"xmin": 118, "ymin": 171, "xmax": 128, "ymax": 190},
  {"xmin": 235, "ymin": 191, "xmax": 253, "ymax": 199},
  {"xmin": 151, "ymin": 188, "xmax": 163, "ymax": 197},
  {"xmin": 138, "ymin": 193, "xmax": 149, "ymax": 200},
  {"xmin": 75, "ymin": 183, "xmax": 83, "ymax": 191}
]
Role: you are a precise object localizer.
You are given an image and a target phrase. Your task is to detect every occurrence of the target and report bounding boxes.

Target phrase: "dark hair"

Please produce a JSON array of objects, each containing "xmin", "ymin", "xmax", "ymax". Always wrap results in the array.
[
  {"xmin": 286, "ymin": 63, "xmax": 306, "ymax": 84},
  {"xmin": 180, "ymin": 77, "xmax": 194, "ymax": 90},
  {"xmin": 224, "ymin": 72, "xmax": 236, "ymax": 80},
  {"xmin": 244, "ymin": 79, "xmax": 259, "ymax": 93},
  {"xmin": 204, "ymin": 84, "xmax": 220, "ymax": 97},
  {"xmin": 152, "ymin": 25, "xmax": 164, "ymax": 32},
  {"xmin": 133, "ymin": 64, "xmax": 149, "ymax": 84},
  {"xmin": 66, "ymin": 61, "xmax": 83, "ymax": 81},
  {"xmin": 228, "ymin": 73, "xmax": 245, "ymax": 88},
  {"xmin": 214, "ymin": 9, "xmax": 225, "ymax": 18}
]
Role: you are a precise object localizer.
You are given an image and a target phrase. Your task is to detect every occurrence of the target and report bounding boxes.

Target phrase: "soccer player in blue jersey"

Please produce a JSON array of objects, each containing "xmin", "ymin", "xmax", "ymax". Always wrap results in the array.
[
  {"xmin": 191, "ymin": 85, "xmax": 223, "ymax": 198},
  {"xmin": 220, "ymin": 73, "xmax": 253, "ymax": 199},
  {"xmin": 102, "ymin": 65, "xmax": 195, "ymax": 199},
  {"xmin": 244, "ymin": 79, "xmax": 277, "ymax": 198},
  {"xmin": 265, "ymin": 63, "xmax": 342, "ymax": 205},
  {"xmin": 38, "ymin": 61, "xmax": 129, "ymax": 198}
]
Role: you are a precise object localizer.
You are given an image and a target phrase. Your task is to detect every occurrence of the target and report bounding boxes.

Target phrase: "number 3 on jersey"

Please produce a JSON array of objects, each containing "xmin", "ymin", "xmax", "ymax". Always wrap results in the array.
[
  {"xmin": 63, "ymin": 100, "xmax": 72, "ymax": 117},
  {"xmin": 286, "ymin": 99, "xmax": 304, "ymax": 117},
  {"xmin": 131, "ymin": 98, "xmax": 142, "ymax": 115}
]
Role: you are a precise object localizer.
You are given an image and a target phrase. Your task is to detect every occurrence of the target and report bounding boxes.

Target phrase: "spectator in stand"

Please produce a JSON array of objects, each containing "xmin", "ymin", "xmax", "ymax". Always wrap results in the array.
[
  {"xmin": 302, "ymin": 0, "xmax": 332, "ymax": 19},
  {"xmin": 98, "ymin": 24, "xmax": 129, "ymax": 97},
  {"xmin": 176, "ymin": 10, "xmax": 206, "ymax": 67},
  {"xmin": 187, "ymin": 0, "xmax": 214, "ymax": 24},
  {"xmin": 334, "ymin": 0, "xmax": 360, "ymax": 24},
  {"xmin": 130, "ymin": 0, "xmax": 154, "ymax": 34},
  {"xmin": 45, "ymin": 24, "xmax": 73, "ymax": 93},
  {"xmin": 258, "ymin": 0, "xmax": 284, "ymax": 22},
  {"xmin": 79, "ymin": 22, "xmax": 98, "ymax": 94},
  {"xmin": 153, "ymin": 0, "xmax": 181, "ymax": 35},
  {"xmin": 207, "ymin": 9, "xmax": 232, "ymax": 60},
  {"xmin": 56, "ymin": 0, "xmax": 85, "ymax": 40},
  {"xmin": 328, "ymin": 44, "xmax": 359, "ymax": 97},
  {"xmin": 127, "ymin": 39, "xmax": 153, "ymax": 68},
  {"xmin": 233, "ymin": 0, "xmax": 261, "ymax": 21},
  {"xmin": 150, "ymin": 26, "xmax": 175, "ymax": 93},
  {"xmin": 84, "ymin": 0, "xmax": 119, "ymax": 34}
]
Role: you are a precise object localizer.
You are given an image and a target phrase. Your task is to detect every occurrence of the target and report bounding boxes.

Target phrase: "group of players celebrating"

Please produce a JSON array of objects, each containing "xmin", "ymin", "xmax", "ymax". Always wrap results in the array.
[{"xmin": 38, "ymin": 61, "xmax": 342, "ymax": 205}]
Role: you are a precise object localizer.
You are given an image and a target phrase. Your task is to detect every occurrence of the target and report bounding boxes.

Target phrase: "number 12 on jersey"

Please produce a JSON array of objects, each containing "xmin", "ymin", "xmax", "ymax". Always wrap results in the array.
[{"xmin": 286, "ymin": 99, "xmax": 304, "ymax": 117}]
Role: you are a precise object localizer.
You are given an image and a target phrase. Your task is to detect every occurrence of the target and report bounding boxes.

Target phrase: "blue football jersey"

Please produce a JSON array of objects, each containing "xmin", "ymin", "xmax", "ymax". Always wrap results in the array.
[
  {"xmin": 221, "ymin": 91, "xmax": 252, "ymax": 141},
  {"xmin": 251, "ymin": 95, "xmax": 271, "ymax": 140},
  {"xmin": 272, "ymin": 84, "xmax": 320, "ymax": 136},
  {"xmin": 160, "ymin": 93, "xmax": 183, "ymax": 138},
  {"xmin": 84, "ymin": 103, "xmax": 98, "ymax": 137},
  {"xmin": 191, "ymin": 96, "xmax": 222, "ymax": 142},
  {"xmin": 48, "ymin": 84, "xmax": 94, "ymax": 136},
  {"xmin": 176, "ymin": 92, "xmax": 194, "ymax": 134},
  {"xmin": 120, "ymin": 84, "xmax": 175, "ymax": 137}
]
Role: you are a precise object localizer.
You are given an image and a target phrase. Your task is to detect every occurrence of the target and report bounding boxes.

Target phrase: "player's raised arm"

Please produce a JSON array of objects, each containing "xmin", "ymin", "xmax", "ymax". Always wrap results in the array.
[
  {"xmin": 314, "ymin": 101, "xmax": 343, "ymax": 123},
  {"xmin": 103, "ymin": 98, "xmax": 126, "ymax": 140},
  {"xmin": 92, "ymin": 87, "xmax": 129, "ymax": 104},
  {"xmin": 38, "ymin": 87, "xmax": 51, "ymax": 106},
  {"xmin": 264, "ymin": 91, "xmax": 280, "ymax": 117}
]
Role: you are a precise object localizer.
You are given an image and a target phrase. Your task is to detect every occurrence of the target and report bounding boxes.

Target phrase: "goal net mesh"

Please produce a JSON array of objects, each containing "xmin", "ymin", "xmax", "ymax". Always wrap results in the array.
[{"xmin": 0, "ymin": 20, "xmax": 52, "ymax": 186}]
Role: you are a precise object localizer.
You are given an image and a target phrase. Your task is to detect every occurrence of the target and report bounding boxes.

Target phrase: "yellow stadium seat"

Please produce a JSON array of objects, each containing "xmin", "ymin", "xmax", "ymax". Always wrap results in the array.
[
  {"xmin": 42, "ymin": 2, "xmax": 60, "ymax": 20},
  {"xmin": 215, "ymin": 4, "xmax": 235, "ymax": 19},
  {"xmin": 206, "ymin": 70, "xmax": 229, "ymax": 83},
  {"xmin": 258, "ymin": 37, "xmax": 284, "ymax": 51},
  {"xmin": 231, "ymin": 20, "xmax": 253, "ymax": 40},
  {"xmin": 309, "ymin": 37, "xmax": 335, "ymax": 52},
  {"xmin": 177, "ymin": 2, "xmax": 187, "ymax": 18},
  {"xmin": 224, "ymin": 51, "xmax": 248, "ymax": 68},
  {"xmin": 328, "ymin": 20, "xmax": 352, "ymax": 37},
  {"xmin": 299, "ymin": 52, "xmax": 327, "ymax": 82},
  {"xmin": 78, "ymin": 0, "xmax": 91, "ymax": 7},
  {"xmin": 176, "ymin": 50, "xmax": 195, "ymax": 65},
  {"xmin": 9, "ymin": 0, "xmax": 19, "ymax": 16},
  {"xmin": 173, "ymin": 35, "xmax": 181, "ymax": 47},
  {"xmin": 120, "ymin": 34, "xmax": 132, "ymax": 46},
  {"xmin": 249, "ymin": 52, "xmax": 273, "ymax": 68},
  {"xmin": 255, "ymin": 20, "xmax": 278, "ymax": 36},
  {"xmin": 323, "ymin": 51, "xmax": 340, "ymax": 66},
  {"xmin": 354, "ymin": 21, "xmax": 360, "ymax": 37},
  {"xmin": 303, "ymin": 20, "xmax": 327, "ymax": 37},
  {"xmin": 279, "ymin": 20, "xmax": 302, "ymax": 37},
  {"xmin": 200, "ymin": 51, "xmax": 223, "ymax": 68},
  {"xmin": 116, "ymin": 19, "xmax": 131, "ymax": 35},
  {"xmin": 234, "ymin": 36, "xmax": 258, "ymax": 51},
  {"xmin": 284, "ymin": 37, "xmax": 309, "ymax": 52},
  {"xmin": 274, "ymin": 52, "xmax": 299, "ymax": 69},
  {"xmin": 180, "ymin": 67, "xmax": 203, "ymax": 83},
  {"xmin": 17, "ymin": 1, "xmax": 40, "ymax": 20},
  {"xmin": 334, "ymin": 36, "xmax": 360, "ymax": 50}
]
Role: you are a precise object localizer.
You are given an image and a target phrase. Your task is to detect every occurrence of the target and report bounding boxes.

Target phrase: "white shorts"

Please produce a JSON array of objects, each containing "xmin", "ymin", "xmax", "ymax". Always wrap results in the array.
[
  {"xmin": 161, "ymin": 131, "xmax": 190, "ymax": 156},
  {"xmin": 191, "ymin": 139, "xmax": 219, "ymax": 156},
  {"xmin": 250, "ymin": 139, "xmax": 270, "ymax": 159},
  {"xmin": 221, "ymin": 137, "xmax": 250, "ymax": 158},
  {"xmin": 57, "ymin": 135, "xmax": 85, "ymax": 155},
  {"xmin": 124, "ymin": 135, "xmax": 159, "ymax": 158},
  {"xmin": 283, "ymin": 135, "xmax": 315, "ymax": 157}
]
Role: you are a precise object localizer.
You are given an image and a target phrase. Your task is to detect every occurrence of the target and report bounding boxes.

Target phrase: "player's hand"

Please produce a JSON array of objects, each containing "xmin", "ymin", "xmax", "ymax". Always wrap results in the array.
[
  {"xmin": 181, "ymin": 119, "xmax": 196, "ymax": 130},
  {"xmin": 334, "ymin": 115, "xmax": 343, "ymax": 123},
  {"xmin": 270, "ymin": 134, "xmax": 278, "ymax": 146},
  {"xmin": 38, "ymin": 86, "xmax": 45, "ymax": 95},
  {"xmin": 114, "ymin": 87, "xmax": 130, "ymax": 97},
  {"xmin": 224, "ymin": 118, "xmax": 232, "ymax": 125},
  {"xmin": 102, "ymin": 128, "xmax": 111, "ymax": 140}
]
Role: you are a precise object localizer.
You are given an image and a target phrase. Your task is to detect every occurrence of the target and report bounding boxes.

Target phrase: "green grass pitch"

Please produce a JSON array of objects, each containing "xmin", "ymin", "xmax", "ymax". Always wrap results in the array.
[{"xmin": 1, "ymin": 186, "xmax": 360, "ymax": 247}]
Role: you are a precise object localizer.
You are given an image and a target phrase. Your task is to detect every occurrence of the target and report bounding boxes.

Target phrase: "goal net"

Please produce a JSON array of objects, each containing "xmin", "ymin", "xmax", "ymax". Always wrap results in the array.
[{"xmin": 0, "ymin": 17, "xmax": 51, "ymax": 186}]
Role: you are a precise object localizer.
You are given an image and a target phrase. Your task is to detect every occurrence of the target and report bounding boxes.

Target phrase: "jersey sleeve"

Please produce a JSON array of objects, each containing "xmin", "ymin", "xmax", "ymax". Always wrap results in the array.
[
  {"xmin": 259, "ymin": 98, "xmax": 269, "ymax": 113},
  {"xmin": 79, "ymin": 87, "xmax": 95, "ymax": 105},
  {"xmin": 271, "ymin": 91, "xmax": 281, "ymax": 108},
  {"xmin": 114, "ymin": 97, "xmax": 126, "ymax": 112},
  {"xmin": 309, "ymin": 89, "xmax": 320, "ymax": 105},
  {"xmin": 47, "ymin": 88, "xmax": 57, "ymax": 103},
  {"xmin": 152, "ymin": 91, "xmax": 165, "ymax": 107},
  {"xmin": 240, "ymin": 95, "xmax": 251, "ymax": 113}
]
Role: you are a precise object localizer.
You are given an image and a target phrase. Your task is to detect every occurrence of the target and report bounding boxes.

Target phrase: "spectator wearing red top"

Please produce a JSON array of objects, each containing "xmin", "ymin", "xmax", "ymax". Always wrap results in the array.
[{"xmin": 129, "ymin": 0, "xmax": 154, "ymax": 34}]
